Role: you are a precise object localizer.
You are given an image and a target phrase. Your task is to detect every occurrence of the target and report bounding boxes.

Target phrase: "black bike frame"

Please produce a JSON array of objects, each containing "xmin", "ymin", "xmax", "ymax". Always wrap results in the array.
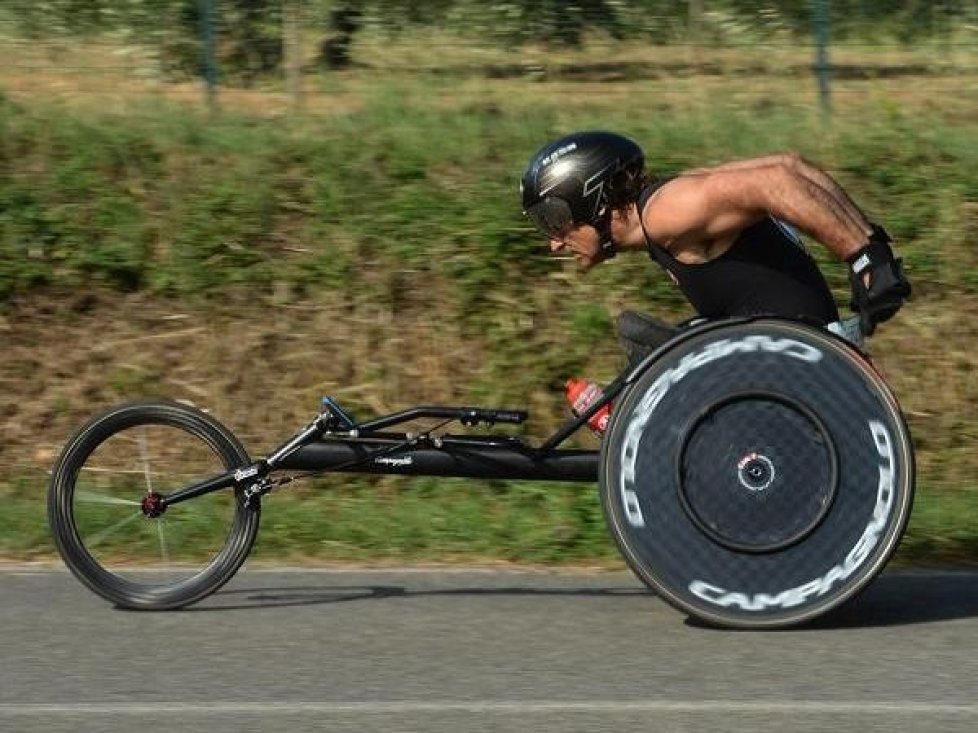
[
  {"xmin": 274, "ymin": 382, "xmax": 629, "ymax": 483},
  {"xmin": 159, "ymin": 376, "xmax": 630, "ymax": 509},
  {"xmin": 278, "ymin": 436, "xmax": 600, "ymax": 482},
  {"xmin": 157, "ymin": 315, "xmax": 867, "ymax": 510}
]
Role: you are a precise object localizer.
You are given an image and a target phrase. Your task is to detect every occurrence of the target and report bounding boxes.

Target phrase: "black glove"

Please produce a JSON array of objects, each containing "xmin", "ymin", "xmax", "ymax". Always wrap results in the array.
[{"xmin": 846, "ymin": 224, "xmax": 911, "ymax": 336}]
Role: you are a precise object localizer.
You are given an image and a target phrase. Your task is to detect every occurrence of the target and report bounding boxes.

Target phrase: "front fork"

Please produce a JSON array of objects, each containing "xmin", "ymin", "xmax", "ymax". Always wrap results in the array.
[
  {"xmin": 236, "ymin": 464, "xmax": 274, "ymax": 509},
  {"xmin": 158, "ymin": 402, "xmax": 347, "ymax": 513}
]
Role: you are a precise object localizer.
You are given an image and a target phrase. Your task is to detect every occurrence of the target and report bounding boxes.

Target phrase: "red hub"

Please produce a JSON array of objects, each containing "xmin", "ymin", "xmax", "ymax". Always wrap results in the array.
[{"xmin": 140, "ymin": 492, "xmax": 166, "ymax": 518}]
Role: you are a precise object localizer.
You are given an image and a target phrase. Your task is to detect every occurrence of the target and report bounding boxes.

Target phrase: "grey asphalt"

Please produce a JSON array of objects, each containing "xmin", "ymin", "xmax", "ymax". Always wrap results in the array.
[{"xmin": 3, "ymin": 566, "xmax": 978, "ymax": 732}]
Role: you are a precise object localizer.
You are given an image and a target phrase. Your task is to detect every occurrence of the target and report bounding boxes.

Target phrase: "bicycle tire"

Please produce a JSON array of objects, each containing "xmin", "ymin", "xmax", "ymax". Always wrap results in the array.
[{"xmin": 48, "ymin": 400, "xmax": 260, "ymax": 610}]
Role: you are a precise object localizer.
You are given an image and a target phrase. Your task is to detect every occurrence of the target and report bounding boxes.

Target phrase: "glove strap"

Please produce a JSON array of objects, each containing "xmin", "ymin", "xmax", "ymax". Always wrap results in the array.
[{"xmin": 846, "ymin": 225, "xmax": 894, "ymax": 276}]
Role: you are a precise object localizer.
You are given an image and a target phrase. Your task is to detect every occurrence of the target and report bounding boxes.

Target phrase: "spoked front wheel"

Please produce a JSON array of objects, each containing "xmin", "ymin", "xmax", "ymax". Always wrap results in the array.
[{"xmin": 48, "ymin": 400, "xmax": 260, "ymax": 610}]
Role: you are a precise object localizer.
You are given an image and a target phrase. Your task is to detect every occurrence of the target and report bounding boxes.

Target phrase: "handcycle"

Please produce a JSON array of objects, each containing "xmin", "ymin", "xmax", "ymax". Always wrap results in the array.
[{"xmin": 48, "ymin": 314, "xmax": 914, "ymax": 629}]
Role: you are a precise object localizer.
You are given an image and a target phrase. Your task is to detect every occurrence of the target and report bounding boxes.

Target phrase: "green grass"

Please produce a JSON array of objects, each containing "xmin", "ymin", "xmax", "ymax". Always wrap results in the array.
[
  {"xmin": 9, "ymin": 474, "xmax": 978, "ymax": 567},
  {"xmin": 2, "ymin": 83, "xmax": 976, "ymax": 305},
  {"xmin": 900, "ymin": 488, "xmax": 978, "ymax": 565}
]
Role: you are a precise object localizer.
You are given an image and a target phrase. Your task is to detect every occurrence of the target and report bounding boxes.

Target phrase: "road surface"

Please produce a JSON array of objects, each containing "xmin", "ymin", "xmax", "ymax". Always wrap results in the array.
[{"xmin": 3, "ymin": 566, "xmax": 978, "ymax": 732}]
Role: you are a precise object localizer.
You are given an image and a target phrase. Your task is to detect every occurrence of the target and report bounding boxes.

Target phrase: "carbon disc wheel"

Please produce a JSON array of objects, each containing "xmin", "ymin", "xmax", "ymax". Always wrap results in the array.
[
  {"xmin": 599, "ymin": 319, "xmax": 914, "ymax": 629},
  {"xmin": 48, "ymin": 400, "xmax": 260, "ymax": 610},
  {"xmin": 676, "ymin": 390, "xmax": 839, "ymax": 555}
]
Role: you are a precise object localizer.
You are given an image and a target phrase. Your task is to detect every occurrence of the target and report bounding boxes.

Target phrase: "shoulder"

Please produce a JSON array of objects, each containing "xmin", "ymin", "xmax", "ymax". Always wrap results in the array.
[
  {"xmin": 641, "ymin": 170, "xmax": 769, "ymax": 246},
  {"xmin": 640, "ymin": 174, "xmax": 718, "ymax": 239}
]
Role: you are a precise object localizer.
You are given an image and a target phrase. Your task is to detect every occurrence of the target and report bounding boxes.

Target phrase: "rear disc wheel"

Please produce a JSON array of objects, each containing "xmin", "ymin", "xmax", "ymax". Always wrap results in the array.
[{"xmin": 600, "ymin": 319, "xmax": 915, "ymax": 629}]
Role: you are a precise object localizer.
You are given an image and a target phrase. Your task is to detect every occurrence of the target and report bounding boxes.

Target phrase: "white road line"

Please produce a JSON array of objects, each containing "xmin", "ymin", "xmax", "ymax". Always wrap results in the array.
[{"xmin": 1, "ymin": 701, "xmax": 977, "ymax": 716}]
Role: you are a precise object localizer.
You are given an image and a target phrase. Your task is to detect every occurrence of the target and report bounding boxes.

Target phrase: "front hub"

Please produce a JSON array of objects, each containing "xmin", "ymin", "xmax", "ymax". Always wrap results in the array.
[{"xmin": 140, "ymin": 492, "xmax": 167, "ymax": 519}]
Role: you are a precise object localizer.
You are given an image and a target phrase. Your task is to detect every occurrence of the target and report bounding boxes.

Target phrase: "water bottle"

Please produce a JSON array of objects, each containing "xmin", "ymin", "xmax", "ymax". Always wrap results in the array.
[{"xmin": 565, "ymin": 378, "xmax": 612, "ymax": 435}]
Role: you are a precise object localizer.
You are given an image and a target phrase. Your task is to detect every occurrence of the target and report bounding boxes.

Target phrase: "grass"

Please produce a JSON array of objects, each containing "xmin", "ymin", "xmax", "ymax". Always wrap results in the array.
[
  {"xmin": 10, "ymin": 471, "xmax": 978, "ymax": 568},
  {"xmin": 1, "ymin": 35, "xmax": 977, "ymax": 565}
]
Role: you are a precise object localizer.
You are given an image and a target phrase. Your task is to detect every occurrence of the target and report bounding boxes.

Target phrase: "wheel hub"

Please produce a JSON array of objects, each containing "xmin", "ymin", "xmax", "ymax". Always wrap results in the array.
[
  {"xmin": 677, "ymin": 393, "xmax": 839, "ymax": 553},
  {"xmin": 737, "ymin": 452, "xmax": 775, "ymax": 492},
  {"xmin": 140, "ymin": 492, "xmax": 167, "ymax": 518}
]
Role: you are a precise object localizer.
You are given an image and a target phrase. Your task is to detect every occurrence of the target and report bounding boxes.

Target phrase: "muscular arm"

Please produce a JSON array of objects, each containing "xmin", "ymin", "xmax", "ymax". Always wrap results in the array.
[{"xmin": 646, "ymin": 154, "xmax": 873, "ymax": 260}]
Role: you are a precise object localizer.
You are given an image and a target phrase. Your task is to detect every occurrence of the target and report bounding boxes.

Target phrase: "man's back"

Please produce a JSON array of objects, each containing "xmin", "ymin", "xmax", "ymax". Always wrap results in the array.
[{"xmin": 644, "ymin": 214, "xmax": 840, "ymax": 324}]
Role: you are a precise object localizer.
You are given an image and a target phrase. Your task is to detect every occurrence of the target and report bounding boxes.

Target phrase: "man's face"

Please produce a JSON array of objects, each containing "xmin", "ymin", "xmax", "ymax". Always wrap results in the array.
[{"xmin": 548, "ymin": 223, "xmax": 604, "ymax": 271}]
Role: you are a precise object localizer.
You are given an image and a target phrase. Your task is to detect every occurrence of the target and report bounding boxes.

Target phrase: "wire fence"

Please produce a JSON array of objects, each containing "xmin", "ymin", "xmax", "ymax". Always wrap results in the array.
[{"xmin": 0, "ymin": 1, "xmax": 976, "ymax": 115}]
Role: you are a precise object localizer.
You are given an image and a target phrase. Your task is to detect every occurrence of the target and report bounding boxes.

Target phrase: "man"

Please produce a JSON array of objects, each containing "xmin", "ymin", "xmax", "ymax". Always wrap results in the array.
[{"xmin": 520, "ymin": 131, "xmax": 911, "ymax": 366}]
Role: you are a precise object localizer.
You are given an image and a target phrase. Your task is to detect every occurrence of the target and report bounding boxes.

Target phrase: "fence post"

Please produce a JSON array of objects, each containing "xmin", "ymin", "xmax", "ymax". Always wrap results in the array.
[
  {"xmin": 688, "ymin": 0, "xmax": 704, "ymax": 68},
  {"xmin": 198, "ymin": 0, "xmax": 218, "ymax": 111},
  {"xmin": 813, "ymin": 0, "xmax": 831, "ymax": 114},
  {"xmin": 284, "ymin": 0, "xmax": 304, "ymax": 110}
]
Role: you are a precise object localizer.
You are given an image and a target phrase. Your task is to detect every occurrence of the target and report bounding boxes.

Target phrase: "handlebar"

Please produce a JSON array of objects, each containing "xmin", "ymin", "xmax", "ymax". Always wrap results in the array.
[{"xmin": 351, "ymin": 405, "xmax": 528, "ymax": 433}]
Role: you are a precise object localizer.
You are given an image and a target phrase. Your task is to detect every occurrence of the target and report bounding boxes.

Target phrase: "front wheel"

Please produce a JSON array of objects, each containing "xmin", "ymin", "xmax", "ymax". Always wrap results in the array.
[{"xmin": 48, "ymin": 400, "xmax": 260, "ymax": 610}]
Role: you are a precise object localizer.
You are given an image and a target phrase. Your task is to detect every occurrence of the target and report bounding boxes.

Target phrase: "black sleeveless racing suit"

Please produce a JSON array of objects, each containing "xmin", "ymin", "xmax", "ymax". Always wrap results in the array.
[
  {"xmin": 617, "ymin": 182, "xmax": 840, "ymax": 365},
  {"xmin": 638, "ymin": 181, "xmax": 839, "ymax": 324}
]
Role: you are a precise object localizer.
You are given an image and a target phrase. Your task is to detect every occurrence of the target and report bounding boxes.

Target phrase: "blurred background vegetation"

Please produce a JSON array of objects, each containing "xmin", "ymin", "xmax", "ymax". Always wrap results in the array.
[{"xmin": 1, "ymin": 1, "xmax": 977, "ymax": 564}]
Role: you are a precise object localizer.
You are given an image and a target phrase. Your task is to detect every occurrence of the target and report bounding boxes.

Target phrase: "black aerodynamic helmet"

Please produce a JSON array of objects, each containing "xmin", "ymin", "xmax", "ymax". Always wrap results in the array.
[{"xmin": 520, "ymin": 130, "xmax": 645, "ymax": 239}]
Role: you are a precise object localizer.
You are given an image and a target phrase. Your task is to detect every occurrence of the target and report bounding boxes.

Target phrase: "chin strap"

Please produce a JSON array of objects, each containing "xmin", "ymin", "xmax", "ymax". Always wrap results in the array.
[{"xmin": 596, "ymin": 209, "xmax": 617, "ymax": 260}]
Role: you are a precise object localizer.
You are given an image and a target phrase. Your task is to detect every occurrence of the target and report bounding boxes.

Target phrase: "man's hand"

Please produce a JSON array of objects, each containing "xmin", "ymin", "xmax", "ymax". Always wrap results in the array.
[{"xmin": 847, "ymin": 225, "xmax": 912, "ymax": 336}]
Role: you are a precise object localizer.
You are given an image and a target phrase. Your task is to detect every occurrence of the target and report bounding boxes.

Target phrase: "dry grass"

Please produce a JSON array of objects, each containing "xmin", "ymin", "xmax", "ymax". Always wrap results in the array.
[
  {"xmin": 1, "ymin": 34, "xmax": 975, "ymax": 120},
  {"xmin": 3, "ymin": 282, "xmax": 977, "ymax": 498}
]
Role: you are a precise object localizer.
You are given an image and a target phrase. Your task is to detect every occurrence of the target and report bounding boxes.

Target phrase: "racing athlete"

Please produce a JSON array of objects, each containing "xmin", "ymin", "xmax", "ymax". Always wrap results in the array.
[{"xmin": 520, "ymin": 131, "xmax": 911, "ymax": 367}]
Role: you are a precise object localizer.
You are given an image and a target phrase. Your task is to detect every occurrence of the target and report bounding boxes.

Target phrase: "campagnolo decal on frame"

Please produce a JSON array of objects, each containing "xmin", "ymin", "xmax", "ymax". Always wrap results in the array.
[
  {"xmin": 619, "ymin": 335, "xmax": 824, "ymax": 529},
  {"xmin": 374, "ymin": 456, "xmax": 413, "ymax": 467},
  {"xmin": 688, "ymin": 419, "xmax": 897, "ymax": 611}
]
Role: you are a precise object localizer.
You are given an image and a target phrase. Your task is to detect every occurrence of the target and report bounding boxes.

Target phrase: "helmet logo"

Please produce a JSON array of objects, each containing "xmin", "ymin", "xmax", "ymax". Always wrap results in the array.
[
  {"xmin": 539, "ymin": 141, "xmax": 578, "ymax": 169},
  {"xmin": 582, "ymin": 162, "xmax": 617, "ymax": 220}
]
